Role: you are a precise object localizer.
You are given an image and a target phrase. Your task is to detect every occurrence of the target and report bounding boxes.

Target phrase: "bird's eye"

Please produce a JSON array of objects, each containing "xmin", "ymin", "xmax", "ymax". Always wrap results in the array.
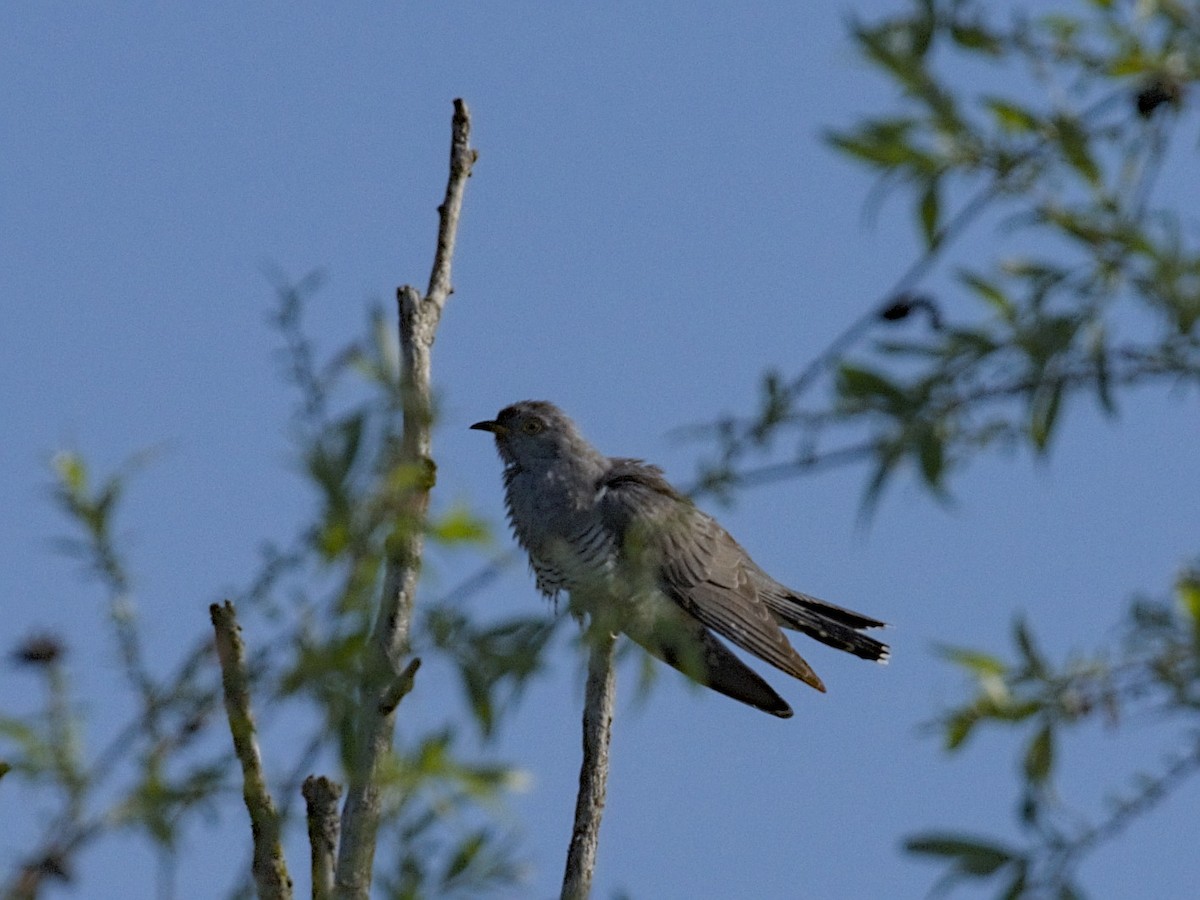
[{"xmin": 521, "ymin": 418, "xmax": 544, "ymax": 435}]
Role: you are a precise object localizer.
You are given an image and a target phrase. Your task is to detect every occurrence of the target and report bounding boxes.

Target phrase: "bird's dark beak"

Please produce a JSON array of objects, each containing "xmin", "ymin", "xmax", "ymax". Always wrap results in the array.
[{"xmin": 470, "ymin": 419, "xmax": 507, "ymax": 436}]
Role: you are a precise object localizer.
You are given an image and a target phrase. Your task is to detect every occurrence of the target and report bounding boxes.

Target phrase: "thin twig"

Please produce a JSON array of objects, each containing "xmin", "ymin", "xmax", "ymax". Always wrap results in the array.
[
  {"xmin": 303, "ymin": 776, "xmax": 343, "ymax": 900},
  {"xmin": 697, "ymin": 90, "xmax": 1136, "ymax": 485},
  {"xmin": 704, "ymin": 336, "xmax": 1200, "ymax": 496},
  {"xmin": 210, "ymin": 601, "xmax": 292, "ymax": 900},
  {"xmin": 561, "ymin": 629, "xmax": 617, "ymax": 900},
  {"xmin": 694, "ymin": 440, "xmax": 882, "ymax": 494},
  {"xmin": 333, "ymin": 98, "xmax": 477, "ymax": 900}
]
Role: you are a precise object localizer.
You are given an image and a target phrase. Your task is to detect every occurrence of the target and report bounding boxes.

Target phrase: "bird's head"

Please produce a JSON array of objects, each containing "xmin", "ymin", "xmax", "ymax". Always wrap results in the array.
[{"xmin": 470, "ymin": 400, "xmax": 590, "ymax": 468}]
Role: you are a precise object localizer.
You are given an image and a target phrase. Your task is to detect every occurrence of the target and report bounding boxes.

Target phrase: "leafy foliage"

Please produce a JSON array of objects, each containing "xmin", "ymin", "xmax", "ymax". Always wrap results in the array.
[
  {"xmin": 912, "ymin": 569, "xmax": 1200, "ymax": 898},
  {"xmin": 692, "ymin": 0, "xmax": 1200, "ymax": 514},
  {"xmin": 690, "ymin": 1, "xmax": 1200, "ymax": 896},
  {"xmin": 1, "ymin": 277, "xmax": 550, "ymax": 897}
]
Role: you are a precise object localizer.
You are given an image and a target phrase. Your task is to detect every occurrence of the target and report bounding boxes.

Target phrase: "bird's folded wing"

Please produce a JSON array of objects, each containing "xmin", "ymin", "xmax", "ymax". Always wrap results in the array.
[
  {"xmin": 621, "ymin": 599, "xmax": 794, "ymax": 717},
  {"xmin": 597, "ymin": 460, "xmax": 824, "ymax": 691}
]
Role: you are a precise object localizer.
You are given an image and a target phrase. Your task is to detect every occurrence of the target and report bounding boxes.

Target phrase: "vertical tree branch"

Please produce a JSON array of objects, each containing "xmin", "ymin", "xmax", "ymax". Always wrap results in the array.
[
  {"xmin": 210, "ymin": 601, "xmax": 293, "ymax": 900},
  {"xmin": 333, "ymin": 98, "xmax": 477, "ymax": 899},
  {"xmin": 561, "ymin": 630, "xmax": 617, "ymax": 900},
  {"xmin": 302, "ymin": 776, "xmax": 342, "ymax": 900}
]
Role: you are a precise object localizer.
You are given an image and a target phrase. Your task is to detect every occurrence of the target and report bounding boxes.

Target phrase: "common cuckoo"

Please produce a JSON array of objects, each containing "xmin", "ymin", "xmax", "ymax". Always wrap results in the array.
[{"xmin": 471, "ymin": 400, "xmax": 889, "ymax": 717}]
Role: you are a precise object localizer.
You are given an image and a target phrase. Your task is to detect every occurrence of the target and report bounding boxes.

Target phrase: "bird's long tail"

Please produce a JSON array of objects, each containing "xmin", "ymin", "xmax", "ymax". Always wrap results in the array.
[{"xmin": 765, "ymin": 591, "xmax": 890, "ymax": 663}]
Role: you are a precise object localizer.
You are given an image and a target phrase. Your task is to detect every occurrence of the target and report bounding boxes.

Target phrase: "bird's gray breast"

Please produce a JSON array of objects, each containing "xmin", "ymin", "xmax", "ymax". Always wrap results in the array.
[{"xmin": 503, "ymin": 464, "xmax": 619, "ymax": 598}]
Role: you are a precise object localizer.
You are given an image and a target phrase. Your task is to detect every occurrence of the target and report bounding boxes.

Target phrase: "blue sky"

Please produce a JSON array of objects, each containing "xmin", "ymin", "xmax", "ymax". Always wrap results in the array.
[{"xmin": 3, "ymin": 3, "xmax": 1199, "ymax": 898}]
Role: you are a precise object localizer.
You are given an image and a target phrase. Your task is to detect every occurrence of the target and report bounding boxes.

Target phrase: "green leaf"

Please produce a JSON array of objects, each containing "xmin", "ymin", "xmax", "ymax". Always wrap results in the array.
[
  {"xmin": 826, "ymin": 111, "xmax": 946, "ymax": 175},
  {"xmin": 1029, "ymin": 379, "xmax": 1064, "ymax": 452},
  {"xmin": 1176, "ymin": 573, "xmax": 1200, "ymax": 623},
  {"xmin": 429, "ymin": 506, "xmax": 490, "ymax": 545},
  {"xmin": 936, "ymin": 645, "xmax": 1008, "ymax": 677},
  {"xmin": 985, "ymin": 699, "xmax": 1042, "ymax": 723},
  {"xmin": 944, "ymin": 710, "xmax": 978, "ymax": 751},
  {"xmin": 52, "ymin": 451, "xmax": 88, "ymax": 495},
  {"xmin": 949, "ymin": 22, "xmax": 1003, "ymax": 55},
  {"xmin": 442, "ymin": 831, "xmax": 485, "ymax": 885},
  {"xmin": 307, "ymin": 414, "xmax": 369, "ymax": 504},
  {"xmin": 917, "ymin": 427, "xmax": 944, "ymax": 487},
  {"xmin": 944, "ymin": 327, "xmax": 1000, "ymax": 359},
  {"xmin": 1023, "ymin": 722, "xmax": 1055, "ymax": 784},
  {"xmin": 0, "ymin": 719, "xmax": 50, "ymax": 773},
  {"xmin": 984, "ymin": 98, "xmax": 1040, "ymax": 133},
  {"xmin": 958, "ymin": 270, "xmax": 1012, "ymax": 317},
  {"xmin": 837, "ymin": 364, "xmax": 906, "ymax": 405},
  {"xmin": 1040, "ymin": 14, "xmax": 1081, "ymax": 42},
  {"xmin": 1013, "ymin": 617, "xmax": 1048, "ymax": 678},
  {"xmin": 905, "ymin": 834, "xmax": 1015, "ymax": 876},
  {"xmin": 1107, "ymin": 44, "xmax": 1148, "ymax": 77},
  {"xmin": 321, "ymin": 521, "xmax": 351, "ymax": 558},
  {"xmin": 1052, "ymin": 115, "xmax": 1100, "ymax": 185},
  {"xmin": 827, "ymin": 120, "xmax": 939, "ymax": 173},
  {"xmin": 919, "ymin": 178, "xmax": 941, "ymax": 249},
  {"xmin": 853, "ymin": 19, "xmax": 933, "ymax": 85},
  {"xmin": 1092, "ymin": 338, "xmax": 1116, "ymax": 415}
]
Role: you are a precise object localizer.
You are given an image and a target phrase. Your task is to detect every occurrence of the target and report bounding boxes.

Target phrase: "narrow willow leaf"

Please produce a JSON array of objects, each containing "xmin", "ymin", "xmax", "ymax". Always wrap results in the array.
[
  {"xmin": 1029, "ymin": 380, "xmax": 1064, "ymax": 451},
  {"xmin": 958, "ymin": 270, "xmax": 1012, "ymax": 316},
  {"xmin": 918, "ymin": 427, "xmax": 944, "ymax": 487},
  {"xmin": 838, "ymin": 364, "xmax": 906, "ymax": 404},
  {"xmin": 945, "ymin": 710, "xmax": 977, "ymax": 751},
  {"xmin": 920, "ymin": 178, "xmax": 941, "ymax": 249},
  {"xmin": 936, "ymin": 644, "xmax": 1008, "ymax": 677},
  {"xmin": 1013, "ymin": 617, "xmax": 1048, "ymax": 678},
  {"xmin": 1024, "ymin": 722, "xmax": 1055, "ymax": 784},
  {"xmin": 984, "ymin": 98, "xmax": 1040, "ymax": 132},
  {"xmin": 1053, "ymin": 114, "xmax": 1101, "ymax": 185},
  {"xmin": 905, "ymin": 834, "xmax": 1014, "ymax": 876},
  {"xmin": 949, "ymin": 22, "xmax": 1003, "ymax": 55}
]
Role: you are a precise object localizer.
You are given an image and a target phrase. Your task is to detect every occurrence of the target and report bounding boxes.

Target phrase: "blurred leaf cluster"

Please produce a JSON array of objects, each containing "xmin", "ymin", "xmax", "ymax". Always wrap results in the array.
[
  {"xmin": 693, "ymin": 0, "xmax": 1199, "ymax": 512},
  {"xmin": 1, "ymin": 274, "xmax": 553, "ymax": 898},
  {"xmin": 909, "ymin": 566, "xmax": 1200, "ymax": 897},
  {"xmin": 689, "ymin": 1, "xmax": 1200, "ymax": 896}
]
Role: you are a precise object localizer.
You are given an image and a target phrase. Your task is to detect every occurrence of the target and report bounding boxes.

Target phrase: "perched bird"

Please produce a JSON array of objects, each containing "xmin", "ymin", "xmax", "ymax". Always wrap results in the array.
[{"xmin": 471, "ymin": 400, "xmax": 889, "ymax": 718}]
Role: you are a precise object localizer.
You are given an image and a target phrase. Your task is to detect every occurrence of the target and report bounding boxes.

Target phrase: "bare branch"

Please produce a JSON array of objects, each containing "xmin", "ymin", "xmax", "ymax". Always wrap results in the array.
[
  {"xmin": 303, "ymin": 776, "xmax": 343, "ymax": 900},
  {"xmin": 426, "ymin": 98, "xmax": 477, "ymax": 307},
  {"xmin": 210, "ymin": 601, "xmax": 293, "ymax": 900},
  {"xmin": 561, "ymin": 630, "xmax": 617, "ymax": 900},
  {"xmin": 333, "ymin": 98, "xmax": 476, "ymax": 899}
]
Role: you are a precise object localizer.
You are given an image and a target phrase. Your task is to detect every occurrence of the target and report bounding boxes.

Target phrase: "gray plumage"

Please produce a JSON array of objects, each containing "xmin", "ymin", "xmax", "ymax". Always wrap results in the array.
[{"xmin": 471, "ymin": 400, "xmax": 889, "ymax": 718}]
